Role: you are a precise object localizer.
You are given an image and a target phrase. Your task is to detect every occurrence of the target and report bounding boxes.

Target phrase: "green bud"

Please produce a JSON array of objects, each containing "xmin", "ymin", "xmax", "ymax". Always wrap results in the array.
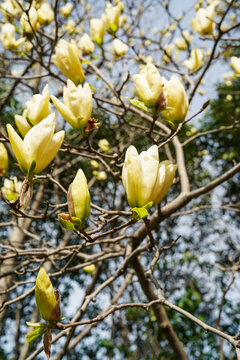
[
  {"xmin": 35, "ymin": 267, "xmax": 59, "ymax": 322},
  {"xmin": 67, "ymin": 169, "xmax": 91, "ymax": 221}
]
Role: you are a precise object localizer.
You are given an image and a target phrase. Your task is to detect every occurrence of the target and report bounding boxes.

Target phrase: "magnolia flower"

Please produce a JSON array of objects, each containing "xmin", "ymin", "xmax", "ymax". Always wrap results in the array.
[
  {"xmin": 161, "ymin": 76, "xmax": 189, "ymax": 122},
  {"xmin": 191, "ymin": 1, "xmax": 218, "ymax": 35},
  {"xmin": 132, "ymin": 62, "xmax": 162, "ymax": 108},
  {"xmin": 0, "ymin": 23, "xmax": 25, "ymax": 50},
  {"xmin": 35, "ymin": 267, "xmax": 60, "ymax": 322},
  {"xmin": 174, "ymin": 37, "xmax": 187, "ymax": 51},
  {"xmin": 64, "ymin": 20, "xmax": 76, "ymax": 34},
  {"xmin": 1, "ymin": 177, "xmax": 22, "ymax": 201},
  {"xmin": 26, "ymin": 84, "xmax": 51, "ymax": 125},
  {"xmin": 105, "ymin": 2, "xmax": 123, "ymax": 33},
  {"xmin": 183, "ymin": 48, "xmax": 204, "ymax": 70},
  {"xmin": 98, "ymin": 139, "xmax": 109, "ymax": 152},
  {"xmin": 90, "ymin": 16, "xmax": 106, "ymax": 46},
  {"xmin": 1, "ymin": 0, "xmax": 22, "ymax": 21},
  {"xmin": 67, "ymin": 169, "xmax": 91, "ymax": 222},
  {"xmin": 37, "ymin": 3, "xmax": 54, "ymax": 25},
  {"xmin": 78, "ymin": 33, "xmax": 95, "ymax": 54},
  {"xmin": 20, "ymin": 7, "xmax": 38, "ymax": 34},
  {"xmin": 14, "ymin": 84, "xmax": 51, "ymax": 137},
  {"xmin": 7, "ymin": 114, "xmax": 65, "ymax": 175},
  {"xmin": 53, "ymin": 40, "xmax": 85, "ymax": 85},
  {"xmin": 60, "ymin": 2, "xmax": 73, "ymax": 16},
  {"xmin": 0, "ymin": 143, "xmax": 8, "ymax": 176},
  {"xmin": 230, "ymin": 57, "xmax": 240, "ymax": 75},
  {"xmin": 122, "ymin": 145, "xmax": 177, "ymax": 207},
  {"xmin": 113, "ymin": 39, "xmax": 128, "ymax": 56},
  {"xmin": 51, "ymin": 80, "xmax": 92, "ymax": 130}
]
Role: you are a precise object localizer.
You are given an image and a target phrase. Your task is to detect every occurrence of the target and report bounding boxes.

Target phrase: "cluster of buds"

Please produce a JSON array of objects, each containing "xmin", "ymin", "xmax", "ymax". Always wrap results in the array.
[{"xmin": 90, "ymin": 1, "xmax": 123, "ymax": 46}]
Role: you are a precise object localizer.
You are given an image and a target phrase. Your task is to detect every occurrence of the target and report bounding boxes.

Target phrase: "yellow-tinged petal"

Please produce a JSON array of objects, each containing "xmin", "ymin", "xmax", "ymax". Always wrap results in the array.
[
  {"xmin": 7, "ymin": 124, "xmax": 28, "ymax": 173},
  {"xmin": 25, "ymin": 84, "xmax": 50, "ymax": 126},
  {"xmin": 35, "ymin": 267, "xmax": 57, "ymax": 322},
  {"xmin": 122, "ymin": 145, "xmax": 143, "ymax": 207},
  {"xmin": 34, "ymin": 130, "xmax": 65, "ymax": 174},
  {"xmin": 152, "ymin": 161, "xmax": 177, "ymax": 204},
  {"xmin": 138, "ymin": 145, "xmax": 159, "ymax": 205},
  {"xmin": 51, "ymin": 95, "xmax": 78, "ymax": 129},
  {"xmin": 161, "ymin": 76, "xmax": 189, "ymax": 122},
  {"xmin": 0, "ymin": 143, "xmax": 8, "ymax": 176},
  {"xmin": 14, "ymin": 115, "xmax": 31, "ymax": 137},
  {"xmin": 53, "ymin": 40, "xmax": 85, "ymax": 85},
  {"xmin": 23, "ymin": 115, "xmax": 55, "ymax": 170},
  {"xmin": 68, "ymin": 41, "xmax": 85, "ymax": 84}
]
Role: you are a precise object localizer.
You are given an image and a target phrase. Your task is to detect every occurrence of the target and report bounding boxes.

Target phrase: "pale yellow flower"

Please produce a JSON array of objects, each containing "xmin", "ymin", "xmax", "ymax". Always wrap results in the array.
[
  {"xmin": 0, "ymin": 23, "xmax": 25, "ymax": 50},
  {"xmin": 53, "ymin": 40, "xmax": 85, "ymax": 85},
  {"xmin": 7, "ymin": 114, "xmax": 64, "ymax": 175},
  {"xmin": 113, "ymin": 39, "xmax": 128, "ymax": 56},
  {"xmin": 183, "ymin": 48, "xmax": 204, "ymax": 70},
  {"xmin": 132, "ymin": 62, "xmax": 162, "ymax": 108},
  {"xmin": 122, "ymin": 145, "xmax": 177, "ymax": 207},
  {"xmin": 51, "ymin": 80, "xmax": 92, "ymax": 129}
]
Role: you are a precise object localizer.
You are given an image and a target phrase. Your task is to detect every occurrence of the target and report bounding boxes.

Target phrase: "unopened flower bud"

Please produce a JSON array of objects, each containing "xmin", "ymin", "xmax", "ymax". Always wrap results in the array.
[
  {"xmin": 98, "ymin": 139, "xmax": 110, "ymax": 152},
  {"xmin": 113, "ymin": 39, "xmax": 128, "ymax": 56},
  {"xmin": 83, "ymin": 264, "xmax": 96, "ymax": 274},
  {"xmin": 35, "ymin": 267, "xmax": 60, "ymax": 322},
  {"xmin": 67, "ymin": 169, "xmax": 91, "ymax": 222},
  {"xmin": 78, "ymin": 34, "xmax": 95, "ymax": 54},
  {"xmin": 37, "ymin": 3, "xmax": 54, "ymax": 25},
  {"xmin": 60, "ymin": 2, "xmax": 73, "ymax": 16},
  {"xmin": 90, "ymin": 160, "xmax": 99, "ymax": 169}
]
